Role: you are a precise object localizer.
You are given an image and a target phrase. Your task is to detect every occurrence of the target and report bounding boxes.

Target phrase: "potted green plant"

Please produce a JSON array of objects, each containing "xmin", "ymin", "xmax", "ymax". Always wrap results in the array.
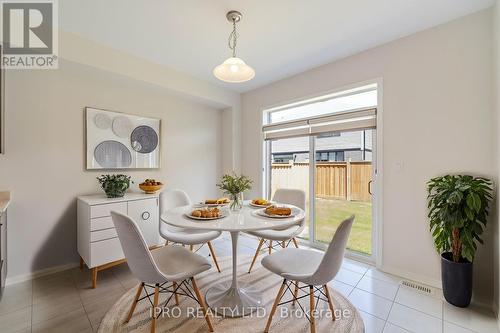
[
  {"xmin": 97, "ymin": 174, "xmax": 133, "ymax": 198},
  {"xmin": 217, "ymin": 173, "xmax": 253, "ymax": 211},
  {"xmin": 427, "ymin": 175, "xmax": 492, "ymax": 307}
]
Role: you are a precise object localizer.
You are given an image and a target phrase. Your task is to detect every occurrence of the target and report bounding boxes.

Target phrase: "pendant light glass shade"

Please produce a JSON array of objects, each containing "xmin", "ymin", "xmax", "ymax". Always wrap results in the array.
[{"xmin": 213, "ymin": 57, "xmax": 255, "ymax": 83}]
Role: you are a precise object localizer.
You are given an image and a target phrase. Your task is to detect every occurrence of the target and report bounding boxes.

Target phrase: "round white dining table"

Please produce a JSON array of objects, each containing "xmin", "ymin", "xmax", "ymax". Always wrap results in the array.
[{"xmin": 161, "ymin": 202, "xmax": 305, "ymax": 317}]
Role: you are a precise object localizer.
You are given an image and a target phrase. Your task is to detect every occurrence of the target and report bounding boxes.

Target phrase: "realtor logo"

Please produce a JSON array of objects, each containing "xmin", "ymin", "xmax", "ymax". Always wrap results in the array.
[{"xmin": 1, "ymin": 0, "xmax": 58, "ymax": 69}]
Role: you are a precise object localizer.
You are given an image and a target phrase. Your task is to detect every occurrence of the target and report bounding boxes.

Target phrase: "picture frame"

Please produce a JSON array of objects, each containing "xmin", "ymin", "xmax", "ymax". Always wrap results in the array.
[{"xmin": 85, "ymin": 107, "xmax": 161, "ymax": 170}]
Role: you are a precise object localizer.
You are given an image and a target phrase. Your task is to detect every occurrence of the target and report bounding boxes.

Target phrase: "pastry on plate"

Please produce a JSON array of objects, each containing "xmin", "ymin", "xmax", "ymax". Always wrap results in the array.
[
  {"xmin": 191, "ymin": 207, "xmax": 221, "ymax": 218},
  {"xmin": 252, "ymin": 198, "xmax": 270, "ymax": 206},
  {"xmin": 265, "ymin": 205, "xmax": 292, "ymax": 216},
  {"xmin": 205, "ymin": 199, "xmax": 218, "ymax": 205},
  {"xmin": 216, "ymin": 198, "xmax": 230, "ymax": 204}
]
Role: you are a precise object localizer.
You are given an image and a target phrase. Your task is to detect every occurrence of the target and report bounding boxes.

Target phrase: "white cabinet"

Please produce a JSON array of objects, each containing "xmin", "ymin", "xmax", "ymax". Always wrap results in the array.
[
  {"xmin": 127, "ymin": 198, "xmax": 159, "ymax": 247},
  {"xmin": 77, "ymin": 193, "xmax": 161, "ymax": 288}
]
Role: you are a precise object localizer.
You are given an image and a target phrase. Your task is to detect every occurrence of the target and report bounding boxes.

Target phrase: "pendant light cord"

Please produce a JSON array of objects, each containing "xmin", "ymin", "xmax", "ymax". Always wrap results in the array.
[{"xmin": 228, "ymin": 19, "xmax": 238, "ymax": 57}]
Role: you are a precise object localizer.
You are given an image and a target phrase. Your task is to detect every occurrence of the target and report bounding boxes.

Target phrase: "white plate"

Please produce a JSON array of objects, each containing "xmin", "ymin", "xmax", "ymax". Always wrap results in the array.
[
  {"xmin": 255, "ymin": 207, "xmax": 298, "ymax": 219},
  {"xmin": 249, "ymin": 201, "xmax": 273, "ymax": 208},
  {"xmin": 184, "ymin": 213, "xmax": 227, "ymax": 221}
]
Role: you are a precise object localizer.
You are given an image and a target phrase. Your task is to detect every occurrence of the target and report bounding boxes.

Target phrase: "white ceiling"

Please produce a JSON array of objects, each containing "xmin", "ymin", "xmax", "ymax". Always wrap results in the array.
[{"xmin": 60, "ymin": 0, "xmax": 495, "ymax": 93}]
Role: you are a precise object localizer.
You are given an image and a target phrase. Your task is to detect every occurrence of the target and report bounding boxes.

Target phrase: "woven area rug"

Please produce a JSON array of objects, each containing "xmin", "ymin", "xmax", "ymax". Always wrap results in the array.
[{"xmin": 98, "ymin": 256, "xmax": 364, "ymax": 332}]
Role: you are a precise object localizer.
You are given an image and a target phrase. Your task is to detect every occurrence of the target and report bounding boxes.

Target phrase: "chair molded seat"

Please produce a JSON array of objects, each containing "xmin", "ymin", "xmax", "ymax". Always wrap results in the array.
[
  {"xmin": 151, "ymin": 245, "xmax": 211, "ymax": 282},
  {"xmin": 159, "ymin": 190, "xmax": 222, "ymax": 273},
  {"xmin": 159, "ymin": 224, "xmax": 222, "ymax": 245},
  {"xmin": 262, "ymin": 216, "xmax": 355, "ymax": 333},
  {"xmin": 247, "ymin": 225, "xmax": 302, "ymax": 242},
  {"xmin": 111, "ymin": 211, "xmax": 215, "ymax": 333},
  {"xmin": 246, "ymin": 188, "xmax": 307, "ymax": 273},
  {"xmin": 261, "ymin": 248, "xmax": 323, "ymax": 284}
]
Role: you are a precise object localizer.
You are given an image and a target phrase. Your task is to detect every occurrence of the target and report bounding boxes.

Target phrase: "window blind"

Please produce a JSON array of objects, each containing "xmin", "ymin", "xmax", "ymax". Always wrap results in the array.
[{"xmin": 263, "ymin": 107, "xmax": 376, "ymax": 140}]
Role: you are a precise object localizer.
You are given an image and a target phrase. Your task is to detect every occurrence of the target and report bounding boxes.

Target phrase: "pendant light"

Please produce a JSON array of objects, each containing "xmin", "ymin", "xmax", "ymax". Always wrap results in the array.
[{"xmin": 213, "ymin": 10, "xmax": 255, "ymax": 83}]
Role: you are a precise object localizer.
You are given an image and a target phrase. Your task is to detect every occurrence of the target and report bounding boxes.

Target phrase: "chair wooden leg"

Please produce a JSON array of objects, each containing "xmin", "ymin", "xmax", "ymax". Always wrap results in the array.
[
  {"xmin": 292, "ymin": 238, "xmax": 299, "ymax": 248},
  {"xmin": 172, "ymin": 282, "xmax": 180, "ymax": 306},
  {"xmin": 269, "ymin": 240, "xmax": 273, "ymax": 254},
  {"xmin": 191, "ymin": 277, "xmax": 214, "ymax": 332},
  {"xmin": 248, "ymin": 239, "xmax": 265, "ymax": 273},
  {"xmin": 125, "ymin": 282, "xmax": 144, "ymax": 323},
  {"xmin": 190, "ymin": 244, "xmax": 194, "ymax": 251},
  {"xmin": 264, "ymin": 279, "xmax": 287, "ymax": 333},
  {"xmin": 165, "ymin": 240, "xmax": 169, "ymax": 246},
  {"xmin": 292, "ymin": 281, "xmax": 299, "ymax": 306},
  {"xmin": 150, "ymin": 284, "xmax": 160, "ymax": 333},
  {"xmin": 79, "ymin": 257, "xmax": 84, "ymax": 269},
  {"xmin": 91, "ymin": 268, "xmax": 98, "ymax": 289},
  {"xmin": 207, "ymin": 241, "xmax": 221, "ymax": 273},
  {"xmin": 309, "ymin": 285, "xmax": 316, "ymax": 333},
  {"xmin": 323, "ymin": 285, "xmax": 336, "ymax": 321},
  {"xmin": 281, "ymin": 241, "xmax": 285, "ymax": 248}
]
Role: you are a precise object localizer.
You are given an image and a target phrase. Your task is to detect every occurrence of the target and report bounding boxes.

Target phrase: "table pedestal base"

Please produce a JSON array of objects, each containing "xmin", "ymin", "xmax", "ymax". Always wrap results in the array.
[
  {"xmin": 205, "ymin": 230, "xmax": 263, "ymax": 317},
  {"xmin": 205, "ymin": 280, "xmax": 263, "ymax": 317}
]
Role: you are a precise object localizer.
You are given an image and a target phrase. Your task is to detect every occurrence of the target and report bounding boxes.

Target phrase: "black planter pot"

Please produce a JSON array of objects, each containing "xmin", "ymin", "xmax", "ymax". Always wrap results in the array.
[{"xmin": 441, "ymin": 252, "xmax": 473, "ymax": 307}]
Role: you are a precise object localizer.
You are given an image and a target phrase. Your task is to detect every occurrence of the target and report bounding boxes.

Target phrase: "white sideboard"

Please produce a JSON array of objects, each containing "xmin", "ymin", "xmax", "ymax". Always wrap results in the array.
[{"xmin": 77, "ymin": 192, "xmax": 162, "ymax": 288}]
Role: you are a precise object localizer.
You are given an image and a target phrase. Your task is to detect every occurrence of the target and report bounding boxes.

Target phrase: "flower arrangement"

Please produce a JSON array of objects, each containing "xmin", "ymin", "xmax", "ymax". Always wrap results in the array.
[{"xmin": 217, "ymin": 173, "xmax": 253, "ymax": 211}]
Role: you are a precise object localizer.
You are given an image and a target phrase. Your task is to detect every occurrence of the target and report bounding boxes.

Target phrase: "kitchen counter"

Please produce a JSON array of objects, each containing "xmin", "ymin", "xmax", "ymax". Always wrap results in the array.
[{"xmin": 0, "ymin": 191, "xmax": 10, "ymax": 217}]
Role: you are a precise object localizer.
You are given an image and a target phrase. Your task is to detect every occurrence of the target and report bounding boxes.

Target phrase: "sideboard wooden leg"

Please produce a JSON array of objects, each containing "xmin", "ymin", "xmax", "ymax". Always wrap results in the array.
[
  {"xmin": 91, "ymin": 268, "xmax": 98, "ymax": 289},
  {"xmin": 80, "ymin": 257, "xmax": 84, "ymax": 269}
]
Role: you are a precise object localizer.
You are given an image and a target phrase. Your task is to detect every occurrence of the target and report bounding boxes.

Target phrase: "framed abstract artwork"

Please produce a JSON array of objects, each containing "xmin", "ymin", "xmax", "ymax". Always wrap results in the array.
[{"xmin": 85, "ymin": 107, "xmax": 161, "ymax": 170}]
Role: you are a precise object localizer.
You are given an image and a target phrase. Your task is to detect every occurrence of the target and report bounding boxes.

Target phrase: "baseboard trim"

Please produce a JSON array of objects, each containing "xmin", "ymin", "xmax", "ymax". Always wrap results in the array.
[
  {"xmin": 380, "ymin": 264, "xmax": 442, "ymax": 289},
  {"xmin": 5, "ymin": 262, "xmax": 79, "ymax": 286}
]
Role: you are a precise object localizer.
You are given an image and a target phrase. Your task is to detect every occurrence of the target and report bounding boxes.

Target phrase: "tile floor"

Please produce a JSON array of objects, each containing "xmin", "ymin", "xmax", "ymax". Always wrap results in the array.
[{"xmin": 0, "ymin": 233, "xmax": 498, "ymax": 333}]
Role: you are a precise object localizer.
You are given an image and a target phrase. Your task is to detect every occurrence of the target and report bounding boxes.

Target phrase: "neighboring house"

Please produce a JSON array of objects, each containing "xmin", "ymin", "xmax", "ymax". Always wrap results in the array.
[{"xmin": 271, "ymin": 130, "xmax": 373, "ymax": 163}]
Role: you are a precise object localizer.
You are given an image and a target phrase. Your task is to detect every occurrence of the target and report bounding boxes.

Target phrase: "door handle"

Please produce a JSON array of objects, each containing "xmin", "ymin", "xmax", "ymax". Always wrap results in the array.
[
  {"xmin": 141, "ymin": 212, "xmax": 151, "ymax": 221},
  {"xmin": 368, "ymin": 180, "xmax": 373, "ymax": 195}
]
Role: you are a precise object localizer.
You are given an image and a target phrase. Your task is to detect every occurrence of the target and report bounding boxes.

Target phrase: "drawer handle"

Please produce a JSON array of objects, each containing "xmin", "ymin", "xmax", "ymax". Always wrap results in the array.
[{"xmin": 141, "ymin": 212, "xmax": 151, "ymax": 221}]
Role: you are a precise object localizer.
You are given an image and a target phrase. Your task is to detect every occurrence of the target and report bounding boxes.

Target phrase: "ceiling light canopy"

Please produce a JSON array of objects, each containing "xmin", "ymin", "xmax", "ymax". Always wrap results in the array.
[{"xmin": 213, "ymin": 11, "xmax": 255, "ymax": 83}]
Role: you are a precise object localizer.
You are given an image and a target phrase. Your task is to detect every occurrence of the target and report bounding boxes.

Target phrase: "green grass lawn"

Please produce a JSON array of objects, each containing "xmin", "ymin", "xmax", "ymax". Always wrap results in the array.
[{"xmin": 313, "ymin": 199, "xmax": 372, "ymax": 255}]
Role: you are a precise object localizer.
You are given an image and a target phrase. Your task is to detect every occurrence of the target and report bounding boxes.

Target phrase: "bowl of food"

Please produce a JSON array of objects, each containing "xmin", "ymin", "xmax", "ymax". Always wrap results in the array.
[{"xmin": 139, "ymin": 179, "xmax": 163, "ymax": 194}]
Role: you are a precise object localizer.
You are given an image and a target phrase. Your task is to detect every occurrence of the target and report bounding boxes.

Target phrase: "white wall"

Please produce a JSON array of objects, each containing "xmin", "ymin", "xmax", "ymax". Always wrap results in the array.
[
  {"xmin": 0, "ymin": 60, "xmax": 223, "ymax": 279},
  {"xmin": 242, "ymin": 10, "xmax": 496, "ymax": 305},
  {"xmin": 59, "ymin": 30, "xmax": 242, "ymax": 175},
  {"xmin": 494, "ymin": 0, "xmax": 500, "ymax": 322}
]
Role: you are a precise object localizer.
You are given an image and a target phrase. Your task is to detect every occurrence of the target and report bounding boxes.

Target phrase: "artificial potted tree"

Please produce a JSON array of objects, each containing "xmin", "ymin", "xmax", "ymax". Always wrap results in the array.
[{"xmin": 427, "ymin": 175, "xmax": 492, "ymax": 307}]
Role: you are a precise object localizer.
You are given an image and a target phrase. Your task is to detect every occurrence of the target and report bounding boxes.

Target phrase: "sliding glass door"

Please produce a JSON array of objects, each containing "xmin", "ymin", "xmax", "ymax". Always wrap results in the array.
[
  {"xmin": 268, "ymin": 137, "xmax": 310, "ymax": 238},
  {"xmin": 262, "ymin": 82, "xmax": 379, "ymax": 261},
  {"xmin": 312, "ymin": 130, "xmax": 374, "ymax": 255}
]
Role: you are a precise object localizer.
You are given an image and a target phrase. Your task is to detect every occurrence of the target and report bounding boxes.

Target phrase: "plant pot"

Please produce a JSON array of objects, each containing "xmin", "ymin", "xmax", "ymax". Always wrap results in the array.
[
  {"xmin": 441, "ymin": 252, "xmax": 472, "ymax": 307},
  {"xmin": 104, "ymin": 189, "xmax": 127, "ymax": 198}
]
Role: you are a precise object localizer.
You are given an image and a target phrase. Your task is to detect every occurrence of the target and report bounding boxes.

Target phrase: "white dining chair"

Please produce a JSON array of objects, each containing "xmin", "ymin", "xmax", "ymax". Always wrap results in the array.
[
  {"xmin": 110, "ymin": 211, "xmax": 214, "ymax": 333},
  {"xmin": 246, "ymin": 188, "xmax": 306, "ymax": 273},
  {"xmin": 261, "ymin": 216, "xmax": 354, "ymax": 333},
  {"xmin": 159, "ymin": 190, "xmax": 222, "ymax": 272}
]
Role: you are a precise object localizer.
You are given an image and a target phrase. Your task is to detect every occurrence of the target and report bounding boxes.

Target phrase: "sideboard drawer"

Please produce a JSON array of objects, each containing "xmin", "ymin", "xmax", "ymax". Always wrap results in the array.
[
  {"xmin": 90, "ymin": 202, "xmax": 127, "ymax": 218},
  {"xmin": 90, "ymin": 217, "xmax": 114, "ymax": 231},
  {"xmin": 90, "ymin": 228, "xmax": 118, "ymax": 242},
  {"xmin": 90, "ymin": 238, "xmax": 124, "ymax": 267}
]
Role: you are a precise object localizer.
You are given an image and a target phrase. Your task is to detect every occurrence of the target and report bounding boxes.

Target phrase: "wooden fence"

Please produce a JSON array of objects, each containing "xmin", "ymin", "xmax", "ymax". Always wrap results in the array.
[{"xmin": 271, "ymin": 161, "xmax": 372, "ymax": 202}]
